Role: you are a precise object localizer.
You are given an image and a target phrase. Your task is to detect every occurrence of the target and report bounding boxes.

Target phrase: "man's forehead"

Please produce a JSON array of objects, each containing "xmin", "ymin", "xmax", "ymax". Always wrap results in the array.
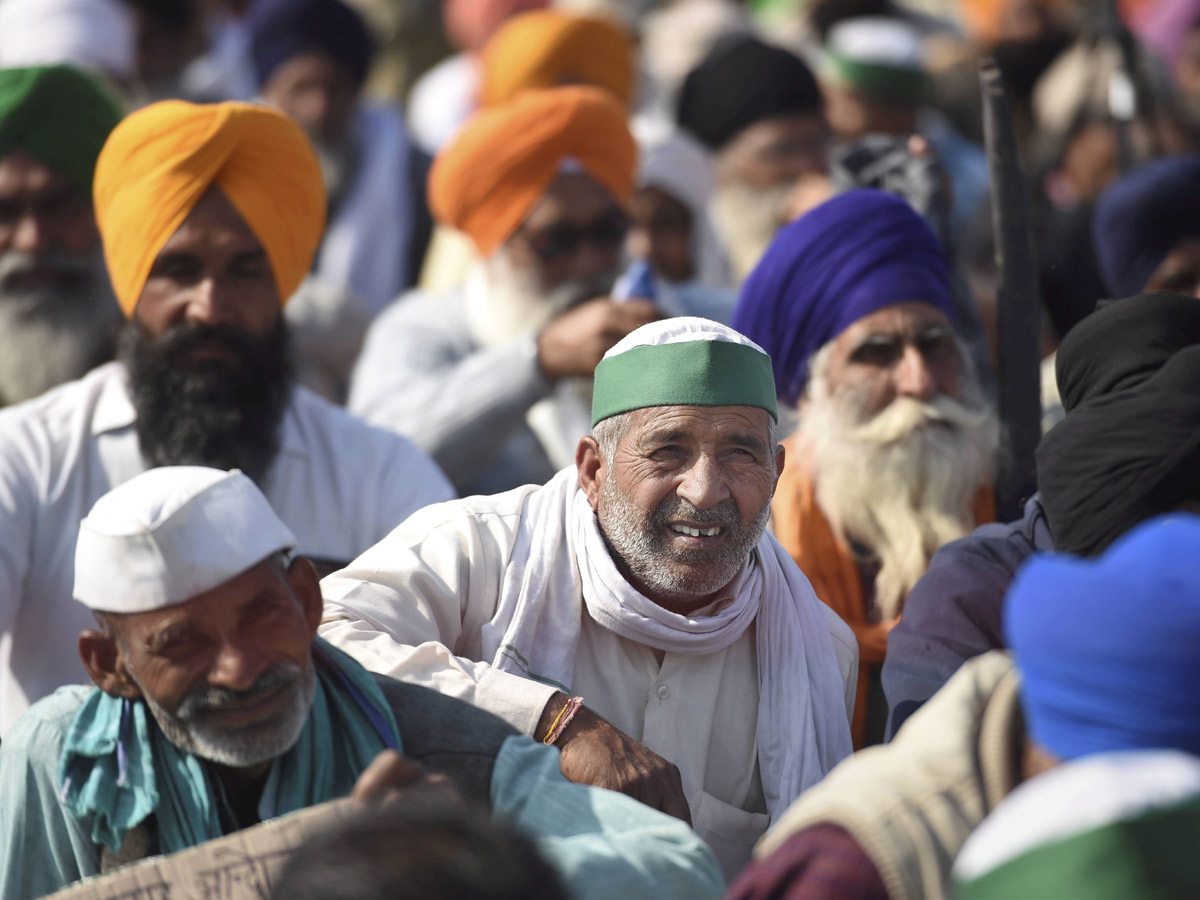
[
  {"xmin": 0, "ymin": 149, "xmax": 77, "ymax": 198},
  {"xmin": 156, "ymin": 186, "xmax": 264, "ymax": 256},
  {"xmin": 840, "ymin": 300, "xmax": 951, "ymax": 342},
  {"xmin": 522, "ymin": 170, "xmax": 620, "ymax": 229},
  {"xmin": 628, "ymin": 404, "xmax": 773, "ymax": 437}
]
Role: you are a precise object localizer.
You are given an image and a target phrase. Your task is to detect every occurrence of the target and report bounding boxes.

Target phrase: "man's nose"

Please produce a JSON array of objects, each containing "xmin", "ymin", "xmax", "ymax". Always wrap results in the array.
[
  {"xmin": 184, "ymin": 278, "xmax": 236, "ymax": 328},
  {"xmin": 208, "ymin": 636, "xmax": 269, "ymax": 693},
  {"xmin": 676, "ymin": 454, "xmax": 731, "ymax": 510},
  {"xmin": 894, "ymin": 345, "xmax": 937, "ymax": 400},
  {"xmin": 11, "ymin": 210, "xmax": 51, "ymax": 254}
]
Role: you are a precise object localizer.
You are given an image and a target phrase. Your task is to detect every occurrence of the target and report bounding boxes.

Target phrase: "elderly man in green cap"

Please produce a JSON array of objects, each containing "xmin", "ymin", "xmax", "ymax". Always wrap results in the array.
[
  {"xmin": 0, "ymin": 65, "xmax": 124, "ymax": 406},
  {"xmin": 321, "ymin": 317, "xmax": 858, "ymax": 879}
]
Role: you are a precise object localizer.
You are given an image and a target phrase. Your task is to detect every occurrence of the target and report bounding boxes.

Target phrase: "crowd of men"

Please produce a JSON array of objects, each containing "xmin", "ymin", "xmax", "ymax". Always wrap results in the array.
[{"xmin": 1, "ymin": 0, "xmax": 1199, "ymax": 897}]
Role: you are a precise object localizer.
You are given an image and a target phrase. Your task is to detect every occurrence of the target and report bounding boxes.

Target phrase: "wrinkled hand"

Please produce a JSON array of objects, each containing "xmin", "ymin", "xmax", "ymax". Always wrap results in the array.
[
  {"xmin": 539, "ymin": 695, "xmax": 691, "ymax": 824},
  {"xmin": 351, "ymin": 749, "xmax": 462, "ymax": 808},
  {"xmin": 537, "ymin": 299, "xmax": 661, "ymax": 381}
]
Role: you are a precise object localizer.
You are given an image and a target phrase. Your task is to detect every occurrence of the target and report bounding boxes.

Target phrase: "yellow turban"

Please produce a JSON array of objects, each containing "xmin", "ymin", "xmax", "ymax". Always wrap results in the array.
[
  {"xmin": 481, "ymin": 10, "xmax": 635, "ymax": 108},
  {"xmin": 93, "ymin": 101, "xmax": 326, "ymax": 318},
  {"xmin": 429, "ymin": 86, "xmax": 636, "ymax": 257}
]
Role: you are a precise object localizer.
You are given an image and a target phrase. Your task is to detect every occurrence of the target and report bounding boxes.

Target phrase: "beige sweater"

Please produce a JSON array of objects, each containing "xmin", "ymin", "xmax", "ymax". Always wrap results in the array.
[{"xmin": 755, "ymin": 651, "xmax": 1022, "ymax": 900}]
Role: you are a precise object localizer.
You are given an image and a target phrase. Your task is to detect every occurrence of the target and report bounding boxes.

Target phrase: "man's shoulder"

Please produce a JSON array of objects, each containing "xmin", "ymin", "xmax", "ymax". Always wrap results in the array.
[
  {"xmin": 366, "ymin": 287, "xmax": 468, "ymax": 340},
  {"xmin": 3, "ymin": 686, "xmax": 93, "ymax": 763},
  {"xmin": 0, "ymin": 364, "xmax": 121, "ymax": 446}
]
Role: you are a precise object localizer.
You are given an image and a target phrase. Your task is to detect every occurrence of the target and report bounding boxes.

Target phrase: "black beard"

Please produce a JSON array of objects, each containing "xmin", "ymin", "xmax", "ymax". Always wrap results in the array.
[{"xmin": 118, "ymin": 319, "xmax": 293, "ymax": 484}]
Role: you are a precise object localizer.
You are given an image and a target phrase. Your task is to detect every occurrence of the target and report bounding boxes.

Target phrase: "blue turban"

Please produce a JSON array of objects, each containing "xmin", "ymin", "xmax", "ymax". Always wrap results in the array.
[
  {"xmin": 731, "ymin": 189, "xmax": 952, "ymax": 407},
  {"xmin": 249, "ymin": 0, "xmax": 373, "ymax": 89},
  {"xmin": 1093, "ymin": 155, "xmax": 1200, "ymax": 298},
  {"xmin": 1006, "ymin": 514, "xmax": 1200, "ymax": 761}
]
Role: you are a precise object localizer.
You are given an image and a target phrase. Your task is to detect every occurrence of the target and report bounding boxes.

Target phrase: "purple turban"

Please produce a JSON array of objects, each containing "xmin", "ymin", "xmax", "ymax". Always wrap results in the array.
[
  {"xmin": 249, "ymin": 0, "xmax": 373, "ymax": 89},
  {"xmin": 731, "ymin": 189, "xmax": 952, "ymax": 407}
]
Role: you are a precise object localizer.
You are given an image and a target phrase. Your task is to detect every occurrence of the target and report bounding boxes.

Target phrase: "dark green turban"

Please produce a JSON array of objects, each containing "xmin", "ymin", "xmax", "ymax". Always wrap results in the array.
[{"xmin": 0, "ymin": 65, "xmax": 123, "ymax": 194}]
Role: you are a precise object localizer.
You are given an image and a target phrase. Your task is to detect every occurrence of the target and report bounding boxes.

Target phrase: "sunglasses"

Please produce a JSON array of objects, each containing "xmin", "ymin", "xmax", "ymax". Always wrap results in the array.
[{"xmin": 516, "ymin": 211, "xmax": 629, "ymax": 262}]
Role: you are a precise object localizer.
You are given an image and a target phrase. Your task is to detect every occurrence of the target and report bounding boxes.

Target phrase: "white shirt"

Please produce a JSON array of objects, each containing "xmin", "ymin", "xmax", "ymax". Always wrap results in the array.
[
  {"xmin": 320, "ymin": 483, "xmax": 856, "ymax": 878},
  {"xmin": 0, "ymin": 362, "xmax": 454, "ymax": 735}
]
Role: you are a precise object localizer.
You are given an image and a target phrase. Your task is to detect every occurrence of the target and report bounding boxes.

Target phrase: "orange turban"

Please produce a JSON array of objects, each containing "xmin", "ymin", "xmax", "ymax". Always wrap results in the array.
[
  {"xmin": 481, "ymin": 10, "xmax": 635, "ymax": 107},
  {"xmin": 93, "ymin": 101, "xmax": 326, "ymax": 317},
  {"xmin": 429, "ymin": 86, "xmax": 636, "ymax": 257}
]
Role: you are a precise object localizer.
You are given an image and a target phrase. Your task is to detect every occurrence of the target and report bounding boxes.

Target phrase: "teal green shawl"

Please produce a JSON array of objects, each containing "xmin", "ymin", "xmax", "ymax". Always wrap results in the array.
[{"xmin": 58, "ymin": 638, "xmax": 400, "ymax": 854}]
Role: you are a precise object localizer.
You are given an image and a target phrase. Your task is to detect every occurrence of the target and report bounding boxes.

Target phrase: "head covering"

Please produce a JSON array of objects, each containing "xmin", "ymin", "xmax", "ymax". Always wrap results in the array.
[
  {"xmin": 0, "ymin": 65, "xmax": 123, "ymax": 194},
  {"xmin": 429, "ymin": 86, "xmax": 635, "ymax": 256},
  {"xmin": 955, "ymin": 750, "xmax": 1200, "ymax": 900},
  {"xmin": 444, "ymin": 0, "xmax": 549, "ymax": 53},
  {"xmin": 1055, "ymin": 292, "xmax": 1200, "ymax": 414},
  {"xmin": 1093, "ymin": 156, "xmax": 1200, "ymax": 298},
  {"xmin": 0, "ymin": 0, "xmax": 137, "ymax": 82},
  {"xmin": 1038, "ymin": 345, "xmax": 1200, "ymax": 557},
  {"xmin": 93, "ymin": 100, "xmax": 326, "ymax": 317},
  {"xmin": 731, "ymin": 189, "xmax": 953, "ymax": 407},
  {"xmin": 677, "ymin": 34, "xmax": 823, "ymax": 151},
  {"xmin": 822, "ymin": 17, "xmax": 929, "ymax": 105},
  {"xmin": 1005, "ymin": 513, "xmax": 1200, "ymax": 760},
  {"xmin": 248, "ymin": 0, "xmax": 374, "ymax": 89},
  {"xmin": 592, "ymin": 317, "xmax": 777, "ymax": 425},
  {"xmin": 74, "ymin": 467, "xmax": 296, "ymax": 614},
  {"xmin": 480, "ymin": 10, "xmax": 635, "ymax": 107}
]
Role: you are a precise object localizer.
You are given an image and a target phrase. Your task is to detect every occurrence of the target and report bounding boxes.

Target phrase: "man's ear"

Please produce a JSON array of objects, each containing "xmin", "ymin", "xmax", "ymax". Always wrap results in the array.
[
  {"xmin": 288, "ymin": 556, "xmax": 324, "ymax": 636},
  {"xmin": 772, "ymin": 441, "xmax": 786, "ymax": 497},
  {"xmin": 79, "ymin": 630, "xmax": 142, "ymax": 700},
  {"xmin": 576, "ymin": 436, "xmax": 604, "ymax": 512}
]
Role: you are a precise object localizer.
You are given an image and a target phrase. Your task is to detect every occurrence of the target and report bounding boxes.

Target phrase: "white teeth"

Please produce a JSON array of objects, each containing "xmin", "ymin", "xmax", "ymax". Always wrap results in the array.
[{"xmin": 671, "ymin": 525, "xmax": 722, "ymax": 537}]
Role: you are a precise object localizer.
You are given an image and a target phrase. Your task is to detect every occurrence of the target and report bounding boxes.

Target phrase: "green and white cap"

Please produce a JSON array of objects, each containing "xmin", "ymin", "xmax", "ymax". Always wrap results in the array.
[
  {"xmin": 591, "ymin": 317, "xmax": 777, "ymax": 427},
  {"xmin": 953, "ymin": 749, "xmax": 1200, "ymax": 900},
  {"xmin": 823, "ymin": 17, "xmax": 928, "ymax": 105}
]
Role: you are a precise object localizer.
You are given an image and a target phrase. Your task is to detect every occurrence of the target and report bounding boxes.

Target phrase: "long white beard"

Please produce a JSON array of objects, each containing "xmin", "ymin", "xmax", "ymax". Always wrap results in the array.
[
  {"xmin": 799, "ymin": 366, "xmax": 999, "ymax": 619},
  {"xmin": 0, "ymin": 251, "xmax": 120, "ymax": 406},
  {"xmin": 708, "ymin": 181, "xmax": 794, "ymax": 283}
]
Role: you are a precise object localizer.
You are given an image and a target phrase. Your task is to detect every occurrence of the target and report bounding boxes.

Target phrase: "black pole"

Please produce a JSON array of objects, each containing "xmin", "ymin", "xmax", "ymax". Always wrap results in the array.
[{"xmin": 981, "ymin": 58, "xmax": 1041, "ymax": 522}]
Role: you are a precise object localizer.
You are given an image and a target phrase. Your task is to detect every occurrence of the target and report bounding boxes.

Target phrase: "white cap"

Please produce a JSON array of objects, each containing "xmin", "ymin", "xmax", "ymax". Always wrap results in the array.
[
  {"xmin": 825, "ymin": 17, "xmax": 923, "ymax": 71},
  {"xmin": 0, "ymin": 0, "xmax": 137, "ymax": 81},
  {"xmin": 602, "ymin": 316, "xmax": 769, "ymax": 360},
  {"xmin": 74, "ymin": 467, "xmax": 297, "ymax": 613}
]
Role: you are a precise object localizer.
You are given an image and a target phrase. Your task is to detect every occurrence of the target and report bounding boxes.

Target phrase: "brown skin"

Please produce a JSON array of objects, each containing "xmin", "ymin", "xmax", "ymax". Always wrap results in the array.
[
  {"xmin": 533, "ymin": 405, "xmax": 784, "ymax": 824},
  {"xmin": 79, "ymin": 558, "xmax": 450, "ymax": 804},
  {"xmin": 0, "ymin": 150, "xmax": 99, "ymax": 292},
  {"xmin": 1143, "ymin": 238, "xmax": 1200, "ymax": 298},
  {"xmin": 512, "ymin": 173, "xmax": 659, "ymax": 380},
  {"xmin": 134, "ymin": 187, "xmax": 281, "ymax": 338},
  {"xmin": 715, "ymin": 114, "xmax": 831, "ymax": 190},
  {"xmin": 260, "ymin": 52, "xmax": 359, "ymax": 147},
  {"xmin": 823, "ymin": 82, "xmax": 918, "ymax": 143},
  {"xmin": 626, "ymin": 186, "xmax": 694, "ymax": 283},
  {"xmin": 815, "ymin": 302, "xmax": 965, "ymax": 419}
]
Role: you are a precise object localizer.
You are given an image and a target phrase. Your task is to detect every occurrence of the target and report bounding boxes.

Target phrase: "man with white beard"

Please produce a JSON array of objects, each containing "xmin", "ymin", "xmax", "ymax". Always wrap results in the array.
[
  {"xmin": 0, "ymin": 65, "xmax": 123, "ymax": 407},
  {"xmin": 349, "ymin": 87, "xmax": 660, "ymax": 496},
  {"xmin": 676, "ymin": 35, "xmax": 831, "ymax": 284},
  {"xmin": 732, "ymin": 189, "xmax": 998, "ymax": 747}
]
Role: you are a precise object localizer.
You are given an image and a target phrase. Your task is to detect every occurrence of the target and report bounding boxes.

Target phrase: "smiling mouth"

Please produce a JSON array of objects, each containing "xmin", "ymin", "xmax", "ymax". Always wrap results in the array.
[{"xmin": 199, "ymin": 683, "xmax": 288, "ymax": 725}]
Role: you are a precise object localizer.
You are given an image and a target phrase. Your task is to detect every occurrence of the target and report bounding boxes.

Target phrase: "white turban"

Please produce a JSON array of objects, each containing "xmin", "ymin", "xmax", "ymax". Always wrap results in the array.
[
  {"xmin": 0, "ymin": 0, "xmax": 137, "ymax": 81},
  {"xmin": 74, "ymin": 467, "xmax": 297, "ymax": 614}
]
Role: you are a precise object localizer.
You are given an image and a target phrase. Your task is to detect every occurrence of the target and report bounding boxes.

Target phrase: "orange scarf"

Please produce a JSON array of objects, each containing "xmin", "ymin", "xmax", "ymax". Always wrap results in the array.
[{"xmin": 773, "ymin": 434, "xmax": 993, "ymax": 747}]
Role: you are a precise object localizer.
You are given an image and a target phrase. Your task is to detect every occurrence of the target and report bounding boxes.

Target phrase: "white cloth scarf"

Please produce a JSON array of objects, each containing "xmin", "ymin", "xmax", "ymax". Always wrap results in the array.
[
  {"xmin": 481, "ymin": 467, "xmax": 853, "ymax": 820},
  {"xmin": 316, "ymin": 104, "xmax": 413, "ymax": 314}
]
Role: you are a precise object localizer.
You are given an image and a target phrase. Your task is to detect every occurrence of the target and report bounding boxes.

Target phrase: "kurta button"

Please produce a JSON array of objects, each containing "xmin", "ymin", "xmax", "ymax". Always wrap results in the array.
[{"xmin": 656, "ymin": 684, "xmax": 670, "ymax": 699}]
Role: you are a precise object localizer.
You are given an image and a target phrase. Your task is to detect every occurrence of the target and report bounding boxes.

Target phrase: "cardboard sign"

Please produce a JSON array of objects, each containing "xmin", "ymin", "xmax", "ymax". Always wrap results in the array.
[{"xmin": 45, "ymin": 798, "xmax": 356, "ymax": 900}]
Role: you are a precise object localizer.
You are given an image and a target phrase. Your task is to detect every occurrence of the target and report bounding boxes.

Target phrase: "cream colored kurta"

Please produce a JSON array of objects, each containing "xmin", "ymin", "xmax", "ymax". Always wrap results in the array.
[{"xmin": 320, "ymin": 482, "xmax": 858, "ymax": 878}]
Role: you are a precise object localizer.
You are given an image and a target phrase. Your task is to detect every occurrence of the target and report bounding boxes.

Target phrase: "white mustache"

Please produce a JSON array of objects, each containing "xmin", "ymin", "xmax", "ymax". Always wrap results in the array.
[{"xmin": 847, "ymin": 394, "xmax": 994, "ymax": 446}]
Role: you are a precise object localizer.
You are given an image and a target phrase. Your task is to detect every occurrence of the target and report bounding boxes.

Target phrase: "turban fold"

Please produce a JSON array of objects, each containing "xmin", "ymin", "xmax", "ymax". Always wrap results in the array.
[
  {"xmin": 480, "ymin": 10, "xmax": 635, "ymax": 107},
  {"xmin": 429, "ymin": 86, "xmax": 635, "ymax": 256},
  {"xmin": 94, "ymin": 100, "xmax": 326, "ymax": 317},
  {"xmin": 1038, "ymin": 345, "xmax": 1200, "ymax": 557},
  {"xmin": 732, "ymin": 189, "xmax": 952, "ymax": 407},
  {"xmin": 1055, "ymin": 292, "xmax": 1200, "ymax": 414},
  {"xmin": 75, "ymin": 467, "xmax": 296, "ymax": 613},
  {"xmin": 1093, "ymin": 155, "xmax": 1200, "ymax": 298},
  {"xmin": 677, "ymin": 35, "xmax": 823, "ymax": 150},
  {"xmin": 249, "ymin": 0, "xmax": 374, "ymax": 88},
  {"xmin": 0, "ymin": 65, "xmax": 122, "ymax": 194},
  {"xmin": 1005, "ymin": 513, "xmax": 1200, "ymax": 760},
  {"xmin": 592, "ymin": 318, "xmax": 777, "ymax": 425}
]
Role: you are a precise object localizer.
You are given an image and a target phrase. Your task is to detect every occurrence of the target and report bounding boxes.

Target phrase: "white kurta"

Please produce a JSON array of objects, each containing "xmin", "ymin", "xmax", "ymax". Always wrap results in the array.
[
  {"xmin": 320, "ymin": 482, "xmax": 857, "ymax": 877},
  {"xmin": 0, "ymin": 362, "xmax": 454, "ymax": 735}
]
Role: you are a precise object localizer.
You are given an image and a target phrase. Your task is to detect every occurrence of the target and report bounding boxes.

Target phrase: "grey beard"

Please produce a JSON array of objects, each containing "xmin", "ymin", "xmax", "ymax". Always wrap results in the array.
[
  {"xmin": 708, "ymin": 181, "xmax": 795, "ymax": 283},
  {"xmin": 0, "ymin": 253, "xmax": 120, "ymax": 406},
  {"xmin": 596, "ymin": 475, "xmax": 769, "ymax": 608},
  {"xmin": 139, "ymin": 661, "xmax": 315, "ymax": 769}
]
